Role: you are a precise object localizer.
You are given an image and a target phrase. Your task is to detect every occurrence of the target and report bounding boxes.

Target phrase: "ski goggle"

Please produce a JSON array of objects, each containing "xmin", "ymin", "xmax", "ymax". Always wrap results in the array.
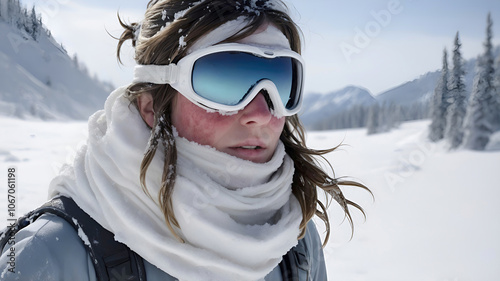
[{"xmin": 133, "ymin": 43, "xmax": 305, "ymax": 117}]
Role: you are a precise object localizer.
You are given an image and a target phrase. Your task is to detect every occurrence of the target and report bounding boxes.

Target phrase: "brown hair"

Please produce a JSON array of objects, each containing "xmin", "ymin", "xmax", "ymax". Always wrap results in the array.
[{"xmin": 117, "ymin": 0, "xmax": 370, "ymax": 245}]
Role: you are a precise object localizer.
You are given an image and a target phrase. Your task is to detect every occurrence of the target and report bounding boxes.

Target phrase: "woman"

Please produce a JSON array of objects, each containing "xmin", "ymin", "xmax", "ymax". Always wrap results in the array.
[{"xmin": 0, "ymin": 0, "xmax": 368, "ymax": 280}]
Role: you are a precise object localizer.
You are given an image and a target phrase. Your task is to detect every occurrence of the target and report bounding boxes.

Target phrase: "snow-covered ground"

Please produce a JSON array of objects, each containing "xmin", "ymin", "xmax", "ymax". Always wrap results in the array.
[{"xmin": 1, "ymin": 117, "xmax": 499, "ymax": 280}]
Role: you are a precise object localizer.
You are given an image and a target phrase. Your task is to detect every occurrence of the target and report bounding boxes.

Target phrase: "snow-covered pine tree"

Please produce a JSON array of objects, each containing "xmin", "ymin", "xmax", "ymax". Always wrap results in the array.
[
  {"xmin": 445, "ymin": 32, "xmax": 468, "ymax": 149},
  {"xmin": 21, "ymin": 7, "xmax": 31, "ymax": 34},
  {"xmin": 377, "ymin": 102, "xmax": 388, "ymax": 133},
  {"xmin": 463, "ymin": 13, "xmax": 496, "ymax": 150},
  {"xmin": 4, "ymin": 0, "xmax": 11, "ymax": 22},
  {"xmin": 492, "ymin": 52, "xmax": 500, "ymax": 132},
  {"xmin": 392, "ymin": 103, "xmax": 402, "ymax": 128},
  {"xmin": 0, "ymin": 0, "xmax": 10, "ymax": 21},
  {"xmin": 387, "ymin": 103, "xmax": 395, "ymax": 130},
  {"xmin": 13, "ymin": 0, "xmax": 22, "ymax": 28},
  {"xmin": 429, "ymin": 48, "xmax": 449, "ymax": 142},
  {"xmin": 6, "ymin": 0, "xmax": 18, "ymax": 24},
  {"xmin": 0, "ymin": 0, "xmax": 7, "ymax": 21},
  {"xmin": 366, "ymin": 103, "xmax": 380, "ymax": 135},
  {"xmin": 0, "ymin": 1, "xmax": 8, "ymax": 21},
  {"xmin": 30, "ymin": 6, "xmax": 40, "ymax": 40},
  {"xmin": 0, "ymin": 0, "xmax": 13, "ymax": 22}
]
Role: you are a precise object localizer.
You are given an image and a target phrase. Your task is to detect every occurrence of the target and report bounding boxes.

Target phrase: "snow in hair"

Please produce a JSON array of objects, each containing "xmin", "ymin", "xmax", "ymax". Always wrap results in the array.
[
  {"xmin": 154, "ymin": 0, "xmax": 287, "ymax": 27},
  {"xmin": 135, "ymin": 0, "xmax": 289, "ymax": 49}
]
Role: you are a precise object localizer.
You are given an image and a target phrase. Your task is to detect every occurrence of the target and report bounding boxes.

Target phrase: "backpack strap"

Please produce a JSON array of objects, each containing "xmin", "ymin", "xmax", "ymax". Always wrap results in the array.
[
  {"xmin": 280, "ymin": 237, "xmax": 311, "ymax": 281},
  {"xmin": 0, "ymin": 196, "xmax": 146, "ymax": 281},
  {"xmin": 1, "ymin": 195, "xmax": 314, "ymax": 281}
]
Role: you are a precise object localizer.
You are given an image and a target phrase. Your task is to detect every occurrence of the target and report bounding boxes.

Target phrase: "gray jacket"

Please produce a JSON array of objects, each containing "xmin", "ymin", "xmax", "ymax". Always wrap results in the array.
[{"xmin": 1, "ymin": 212, "xmax": 327, "ymax": 280}]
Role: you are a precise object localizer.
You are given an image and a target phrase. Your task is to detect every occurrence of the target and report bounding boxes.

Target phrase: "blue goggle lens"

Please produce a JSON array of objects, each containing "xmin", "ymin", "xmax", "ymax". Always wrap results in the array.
[{"xmin": 192, "ymin": 52, "xmax": 301, "ymax": 111}]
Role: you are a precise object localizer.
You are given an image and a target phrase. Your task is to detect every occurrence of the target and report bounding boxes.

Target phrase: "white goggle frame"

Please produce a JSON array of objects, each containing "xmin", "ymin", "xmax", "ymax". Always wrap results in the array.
[{"xmin": 133, "ymin": 43, "xmax": 305, "ymax": 117}]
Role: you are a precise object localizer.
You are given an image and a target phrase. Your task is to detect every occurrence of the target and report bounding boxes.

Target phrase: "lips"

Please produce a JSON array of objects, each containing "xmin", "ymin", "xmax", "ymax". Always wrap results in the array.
[
  {"xmin": 232, "ymin": 141, "xmax": 267, "ymax": 150},
  {"xmin": 227, "ymin": 141, "xmax": 270, "ymax": 163}
]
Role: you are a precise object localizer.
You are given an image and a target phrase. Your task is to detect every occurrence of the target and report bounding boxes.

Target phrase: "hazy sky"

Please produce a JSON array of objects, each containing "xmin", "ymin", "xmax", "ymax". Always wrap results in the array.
[{"xmin": 19, "ymin": 0, "xmax": 500, "ymax": 95}]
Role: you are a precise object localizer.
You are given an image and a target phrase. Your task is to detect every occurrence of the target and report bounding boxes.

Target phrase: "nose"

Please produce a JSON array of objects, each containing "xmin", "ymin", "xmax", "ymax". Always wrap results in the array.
[{"xmin": 239, "ymin": 91, "xmax": 274, "ymax": 126}]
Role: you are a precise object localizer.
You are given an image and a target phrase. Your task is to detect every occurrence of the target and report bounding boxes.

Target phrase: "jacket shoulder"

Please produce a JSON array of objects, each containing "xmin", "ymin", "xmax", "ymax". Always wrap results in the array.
[
  {"xmin": 0, "ymin": 214, "xmax": 96, "ymax": 281},
  {"xmin": 268, "ymin": 221, "xmax": 327, "ymax": 281},
  {"xmin": 304, "ymin": 220, "xmax": 328, "ymax": 280}
]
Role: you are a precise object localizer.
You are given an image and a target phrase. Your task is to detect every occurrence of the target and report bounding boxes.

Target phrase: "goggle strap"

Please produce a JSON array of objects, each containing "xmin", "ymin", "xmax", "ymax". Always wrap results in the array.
[{"xmin": 133, "ymin": 64, "xmax": 178, "ymax": 85}]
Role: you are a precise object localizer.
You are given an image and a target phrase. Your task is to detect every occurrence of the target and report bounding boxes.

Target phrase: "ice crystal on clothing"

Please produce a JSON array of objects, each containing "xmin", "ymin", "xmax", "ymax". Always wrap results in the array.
[
  {"xmin": 72, "ymin": 218, "xmax": 91, "ymax": 246},
  {"xmin": 171, "ymin": 126, "xmax": 179, "ymax": 137}
]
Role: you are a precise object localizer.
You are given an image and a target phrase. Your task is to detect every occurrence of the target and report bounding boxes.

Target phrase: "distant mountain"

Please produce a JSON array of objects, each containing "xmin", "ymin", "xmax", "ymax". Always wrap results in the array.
[
  {"xmin": 300, "ymin": 46, "xmax": 497, "ymax": 130},
  {"xmin": 299, "ymin": 86, "xmax": 377, "ymax": 128},
  {"xmin": 0, "ymin": 5, "xmax": 112, "ymax": 120},
  {"xmin": 375, "ymin": 57, "xmax": 477, "ymax": 106}
]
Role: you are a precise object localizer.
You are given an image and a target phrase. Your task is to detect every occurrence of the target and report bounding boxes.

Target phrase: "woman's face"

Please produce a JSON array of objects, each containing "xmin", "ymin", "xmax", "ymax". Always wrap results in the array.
[
  {"xmin": 171, "ymin": 24, "xmax": 288, "ymax": 163},
  {"xmin": 172, "ymin": 92, "xmax": 285, "ymax": 163}
]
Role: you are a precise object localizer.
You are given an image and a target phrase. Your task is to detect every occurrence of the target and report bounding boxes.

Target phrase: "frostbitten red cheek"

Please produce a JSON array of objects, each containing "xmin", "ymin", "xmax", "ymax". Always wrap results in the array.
[{"xmin": 173, "ymin": 94, "xmax": 231, "ymax": 146}]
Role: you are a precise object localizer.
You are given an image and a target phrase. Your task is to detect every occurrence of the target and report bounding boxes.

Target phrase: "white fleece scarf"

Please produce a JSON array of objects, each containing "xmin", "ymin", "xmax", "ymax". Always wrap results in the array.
[{"xmin": 49, "ymin": 86, "xmax": 302, "ymax": 281}]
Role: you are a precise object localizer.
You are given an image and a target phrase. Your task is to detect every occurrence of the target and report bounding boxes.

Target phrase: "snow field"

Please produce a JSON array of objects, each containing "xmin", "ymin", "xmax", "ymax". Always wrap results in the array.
[
  {"xmin": 1, "ymin": 117, "xmax": 499, "ymax": 280},
  {"xmin": 308, "ymin": 120, "xmax": 500, "ymax": 280},
  {"xmin": 0, "ymin": 117, "xmax": 88, "ymax": 217}
]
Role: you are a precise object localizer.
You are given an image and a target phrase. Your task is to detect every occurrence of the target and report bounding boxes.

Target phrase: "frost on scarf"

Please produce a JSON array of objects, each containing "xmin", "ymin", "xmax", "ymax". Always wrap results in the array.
[{"xmin": 49, "ymin": 86, "xmax": 302, "ymax": 281}]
